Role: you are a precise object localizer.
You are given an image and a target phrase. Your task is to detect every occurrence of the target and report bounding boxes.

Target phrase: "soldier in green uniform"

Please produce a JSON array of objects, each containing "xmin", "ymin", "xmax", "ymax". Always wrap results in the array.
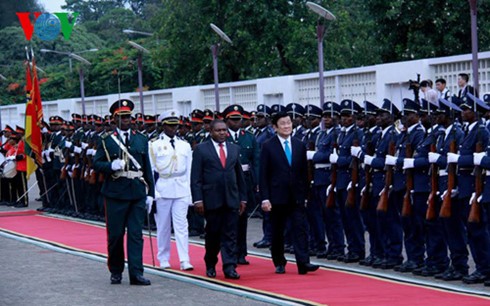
[
  {"xmin": 224, "ymin": 104, "xmax": 260, "ymax": 265},
  {"xmin": 93, "ymin": 99, "xmax": 155, "ymax": 286}
]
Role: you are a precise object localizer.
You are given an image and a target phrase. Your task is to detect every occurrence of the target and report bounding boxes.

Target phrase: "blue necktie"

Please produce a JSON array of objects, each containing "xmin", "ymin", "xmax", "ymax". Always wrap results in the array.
[{"xmin": 284, "ymin": 140, "xmax": 292, "ymax": 166}]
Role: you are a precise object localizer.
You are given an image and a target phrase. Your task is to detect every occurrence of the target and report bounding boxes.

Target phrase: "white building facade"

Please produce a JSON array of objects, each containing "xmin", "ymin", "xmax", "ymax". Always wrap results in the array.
[{"xmin": 3, "ymin": 51, "xmax": 490, "ymax": 129}]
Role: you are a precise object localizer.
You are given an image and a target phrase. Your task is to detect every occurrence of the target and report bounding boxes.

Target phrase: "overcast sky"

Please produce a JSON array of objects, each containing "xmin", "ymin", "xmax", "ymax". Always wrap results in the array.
[{"xmin": 37, "ymin": 0, "xmax": 66, "ymax": 12}]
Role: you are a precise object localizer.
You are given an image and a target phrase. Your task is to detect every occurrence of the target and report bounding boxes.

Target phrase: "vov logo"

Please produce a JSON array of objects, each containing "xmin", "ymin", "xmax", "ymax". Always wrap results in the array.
[{"xmin": 17, "ymin": 12, "xmax": 79, "ymax": 41}]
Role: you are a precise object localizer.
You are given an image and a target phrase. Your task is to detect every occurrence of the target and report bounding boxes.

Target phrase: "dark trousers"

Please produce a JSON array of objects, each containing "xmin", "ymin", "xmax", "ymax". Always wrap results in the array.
[
  {"xmin": 401, "ymin": 192, "xmax": 428, "ymax": 263},
  {"xmin": 270, "ymin": 203, "xmax": 309, "ymax": 267},
  {"xmin": 467, "ymin": 201, "xmax": 490, "ymax": 275},
  {"xmin": 425, "ymin": 197, "xmax": 449, "ymax": 269},
  {"xmin": 337, "ymin": 189, "xmax": 365, "ymax": 256},
  {"xmin": 188, "ymin": 207, "xmax": 205, "ymax": 234},
  {"xmin": 204, "ymin": 206, "xmax": 239, "ymax": 272},
  {"xmin": 441, "ymin": 197, "xmax": 469, "ymax": 272},
  {"xmin": 377, "ymin": 190, "xmax": 403, "ymax": 261},
  {"xmin": 237, "ymin": 172, "xmax": 254, "ymax": 258},
  {"xmin": 361, "ymin": 194, "xmax": 383, "ymax": 259},
  {"xmin": 105, "ymin": 196, "xmax": 146, "ymax": 277},
  {"xmin": 307, "ymin": 185, "xmax": 327, "ymax": 253},
  {"xmin": 12, "ymin": 171, "xmax": 28, "ymax": 206}
]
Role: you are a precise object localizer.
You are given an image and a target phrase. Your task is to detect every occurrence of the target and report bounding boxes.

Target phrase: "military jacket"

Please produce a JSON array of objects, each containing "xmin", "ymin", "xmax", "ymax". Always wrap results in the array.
[{"xmin": 227, "ymin": 129, "xmax": 260, "ymax": 185}]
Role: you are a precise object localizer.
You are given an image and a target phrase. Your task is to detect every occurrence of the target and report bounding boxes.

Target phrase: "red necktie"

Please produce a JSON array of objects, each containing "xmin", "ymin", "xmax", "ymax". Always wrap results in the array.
[{"xmin": 219, "ymin": 143, "xmax": 226, "ymax": 168}]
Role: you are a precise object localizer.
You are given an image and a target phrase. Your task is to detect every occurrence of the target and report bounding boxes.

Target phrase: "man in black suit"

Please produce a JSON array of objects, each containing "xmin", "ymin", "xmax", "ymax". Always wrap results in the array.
[
  {"xmin": 191, "ymin": 119, "xmax": 247, "ymax": 279},
  {"xmin": 457, "ymin": 73, "xmax": 478, "ymax": 98},
  {"xmin": 260, "ymin": 111, "xmax": 320, "ymax": 275}
]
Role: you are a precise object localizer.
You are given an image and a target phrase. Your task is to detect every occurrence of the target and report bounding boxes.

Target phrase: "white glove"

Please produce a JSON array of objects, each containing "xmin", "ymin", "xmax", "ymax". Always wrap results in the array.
[
  {"xmin": 306, "ymin": 150, "xmax": 316, "ymax": 160},
  {"xmin": 469, "ymin": 192, "xmax": 476, "ymax": 205},
  {"xmin": 86, "ymin": 149, "xmax": 94, "ymax": 156},
  {"xmin": 403, "ymin": 158, "xmax": 415, "ymax": 169},
  {"xmin": 428, "ymin": 152, "xmax": 441, "ymax": 164},
  {"xmin": 351, "ymin": 146, "xmax": 362, "ymax": 158},
  {"xmin": 73, "ymin": 146, "xmax": 82, "ymax": 154},
  {"xmin": 474, "ymin": 152, "xmax": 486, "ymax": 166},
  {"xmin": 347, "ymin": 181, "xmax": 352, "ymax": 191},
  {"xmin": 447, "ymin": 153, "xmax": 460, "ymax": 164},
  {"xmin": 64, "ymin": 140, "xmax": 72, "ymax": 148},
  {"xmin": 68, "ymin": 171, "xmax": 73, "ymax": 178},
  {"xmin": 360, "ymin": 186, "xmax": 366, "ymax": 194},
  {"xmin": 478, "ymin": 195, "xmax": 483, "ymax": 203},
  {"xmin": 326, "ymin": 185, "xmax": 332, "ymax": 197},
  {"xmin": 6, "ymin": 156, "xmax": 15, "ymax": 161},
  {"xmin": 364, "ymin": 155, "xmax": 373, "ymax": 166},
  {"xmin": 111, "ymin": 159, "xmax": 126, "ymax": 171},
  {"xmin": 45, "ymin": 151, "xmax": 52, "ymax": 162},
  {"xmin": 81, "ymin": 142, "xmax": 89, "ymax": 149},
  {"xmin": 146, "ymin": 196, "xmax": 154, "ymax": 212},
  {"xmin": 441, "ymin": 188, "xmax": 459, "ymax": 200},
  {"xmin": 385, "ymin": 155, "xmax": 397, "ymax": 166},
  {"xmin": 329, "ymin": 149, "xmax": 339, "ymax": 164}
]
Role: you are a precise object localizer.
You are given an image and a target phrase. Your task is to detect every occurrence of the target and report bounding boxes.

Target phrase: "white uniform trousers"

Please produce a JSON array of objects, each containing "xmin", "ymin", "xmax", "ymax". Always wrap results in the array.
[{"xmin": 154, "ymin": 197, "xmax": 190, "ymax": 263}]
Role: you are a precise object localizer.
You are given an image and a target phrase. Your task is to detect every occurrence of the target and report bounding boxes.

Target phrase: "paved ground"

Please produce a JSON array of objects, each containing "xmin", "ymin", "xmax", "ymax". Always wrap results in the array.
[{"xmin": 1, "ymin": 177, "xmax": 489, "ymax": 305}]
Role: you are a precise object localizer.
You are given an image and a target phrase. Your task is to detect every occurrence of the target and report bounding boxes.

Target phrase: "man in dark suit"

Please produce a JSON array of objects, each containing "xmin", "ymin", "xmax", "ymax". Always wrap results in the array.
[
  {"xmin": 457, "ymin": 73, "xmax": 478, "ymax": 98},
  {"xmin": 93, "ymin": 99, "xmax": 155, "ymax": 286},
  {"xmin": 191, "ymin": 119, "xmax": 247, "ymax": 280},
  {"xmin": 260, "ymin": 111, "xmax": 320, "ymax": 275}
]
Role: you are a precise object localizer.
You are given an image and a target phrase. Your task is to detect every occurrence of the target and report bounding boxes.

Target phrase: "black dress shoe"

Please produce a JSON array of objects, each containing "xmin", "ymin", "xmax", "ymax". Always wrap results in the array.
[
  {"xmin": 14, "ymin": 202, "xmax": 28, "ymax": 208},
  {"xmin": 254, "ymin": 240, "xmax": 271, "ymax": 249},
  {"xmin": 371, "ymin": 258, "xmax": 385, "ymax": 268},
  {"xmin": 326, "ymin": 252, "xmax": 343, "ymax": 260},
  {"xmin": 359, "ymin": 255, "xmax": 376, "ymax": 266},
  {"xmin": 413, "ymin": 265, "xmax": 446, "ymax": 277},
  {"xmin": 462, "ymin": 271, "xmax": 489, "ymax": 284},
  {"xmin": 275, "ymin": 265, "xmax": 286, "ymax": 274},
  {"xmin": 394, "ymin": 261, "xmax": 423, "ymax": 273},
  {"xmin": 110, "ymin": 273, "xmax": 122, "ymax": 285},
  {"xmin": 298, "ymin": 263, "xmax": 320, "ymax": 275},
  {"xmin": 380, "ymin": 258, "xmax": 403, "ymax": 270},
  {"xmin": 206, "ymin": 267, "xmax": 216, "ymax": 278},
  {"xmin": 189, "ymin": 230, "xmax": 201, "ymax": 237},
  {"xmin": 316, "ymin": 251, "xmax": 329, "ymax": 259},
  {"xmin": 485, "ymin": 279, "xmax": 490, "ymax": 286},
  {"xmin": 237, "ymin": 257, "xmax": 250, "ymax": 265},
  {"xmin": 224, "ymin": 270, "xmax": 240, "ymax": 280},
  {"xmin": 129, "ymin": 275, "xmax": 151, "ymax": 286},
  {"xmin": 343, "ymin": 253, "xmax": 363, "ymax": 263},
  {"xmin": 442, "ymin": 269, "xmax": 468, "ymax": 281}
]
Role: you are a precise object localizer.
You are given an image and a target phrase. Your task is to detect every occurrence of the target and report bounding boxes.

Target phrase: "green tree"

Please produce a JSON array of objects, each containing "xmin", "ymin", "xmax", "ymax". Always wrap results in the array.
[{"xmin": 0, "ymin": 1, "xmax": 42, "ymax": 29}]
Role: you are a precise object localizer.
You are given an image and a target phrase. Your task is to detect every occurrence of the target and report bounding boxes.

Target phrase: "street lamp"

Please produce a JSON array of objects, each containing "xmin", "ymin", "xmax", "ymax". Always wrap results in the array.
[
  {"xmin": 123, "ymin": 29, "xmax": 154, "ymax": 37},
  {"xmin": 469, "ymin": 0, "xmax": 479, "ymax": 95},
  {"xmin": 39, "ymin": 48, "xmax": 98, "ymax": 73},
  {"xmin": 210, "ymin": 23, "xmax": 232, "ymax": 112},
  {"xmin": 126, "ymin": 41, "xmax": 150, "ymax": 114},
  {"xmin": 40, "ymin": 48, "xmax": 95, "ymax": 115},
  {"xmin": 306, "ymin": 2, "xmax": 336, "ymax": 108}
]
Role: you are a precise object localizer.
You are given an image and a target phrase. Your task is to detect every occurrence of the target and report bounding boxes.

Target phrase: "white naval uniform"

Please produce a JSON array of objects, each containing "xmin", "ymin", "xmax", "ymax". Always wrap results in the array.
[{"xmin": 149, "ymin": 133, "xmax": 192, "ymax": 266}]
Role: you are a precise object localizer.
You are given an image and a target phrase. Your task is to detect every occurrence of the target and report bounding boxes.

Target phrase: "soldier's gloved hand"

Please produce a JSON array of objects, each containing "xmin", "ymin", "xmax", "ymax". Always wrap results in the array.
[
  {"xmin": 145, "ymin": 196, "xmax": 154, "ymax": 212},
  {"xmin": 360, "ymin": 186, "xmax": 366, "ymax": 194},
  {"xmin": 447, "ymin": 152, "xmax": 460, "ymax": 164},
  {"xmin": 403, "ymin": 158, "xmax": 415, "ymax": 169},
  {"xmin": 111, "ymin": 159, "xmax": 126, "ymax": 171},
  {"xmin": 385, "ymin": 155, "xmax": 397, "ymax": 166},
  {"xmin": 428, "ymin": 152, "xmax": 440, "ymax": 164},
  {"xmin": 329, "ymin": 149, "xmax": 339, "ymax": 164},
  {"xmin": 469, "ymin": 192, "xmax": 476, "ymax": 205},
  {"xmin": 326, "ymin": 184, "xmax": 335, "ymax": 197},
  {"xmin": 86, "ymin": 149, "xmax": 94, "ymax": 156},
  {"xmin": 81, "ymin": 142, "xmax": 89, "ymax": 149},
  {"xmin": 306, "ymin": 150, "xmax": 316, "ymax": 160},
  {"xmin": 64, "ymin": 140, "xmax": 73, "ymax": 148},
  {"xmin": 347, "ymin": 182, "xmax": 352, "ymax": 191},
  {"xmin": 351, "ymin": 146, "xmax": 362, "ymax": 158},
  {"xmin": 73, "ymin": 146, "xmax": 82, "ymax": 154},
  {"xmin": 441, "ymin": 188, "xmax": 458, "ymax": 200},
  {"xmin": 6, "ymin": 156, "xmax": 15, "ymax": 161},
  {"xmin": 473, "ymin": 152, "xmax": 486, "ymax": 166},
  {"xmin": 364, "ymin": 154, "xmax": 373, "ymax": 166}
]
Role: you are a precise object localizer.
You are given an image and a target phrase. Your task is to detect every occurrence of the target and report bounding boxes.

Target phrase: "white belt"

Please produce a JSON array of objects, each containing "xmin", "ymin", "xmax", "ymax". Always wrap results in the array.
[
  {"xmin": 315, "ymin": 163, "xmax": 331, "ymax": 169},
  {"xmin": 439, "ymin": 169, "xmax": 448, "ymax": 176},
  {"xmin": 160, "ymin": 172, "xmax": 186, "ymax": 178},
  {"xmin": 242, "ymin": 164, "xmax": 250, "ymax": 172},
  {"xmin": 115, "ymin": 170, "xmax": 143, "ymax": 179}
]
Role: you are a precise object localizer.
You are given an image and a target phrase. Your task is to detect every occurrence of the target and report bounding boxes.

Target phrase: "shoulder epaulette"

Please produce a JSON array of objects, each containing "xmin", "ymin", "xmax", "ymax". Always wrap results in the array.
[{"xmin": 101, "ymin": 131, "xmax": 113, "ymax": 139}]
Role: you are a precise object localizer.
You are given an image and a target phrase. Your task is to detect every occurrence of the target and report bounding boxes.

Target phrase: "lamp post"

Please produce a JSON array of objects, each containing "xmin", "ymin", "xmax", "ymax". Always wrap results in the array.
[
  {"xmin": 126, "ymin": 41, "xmax": 150, "ymax": 114},
  {"xmin": 306, "ymin": 2, "xmax": 336, "ymax": 108},
  {"xmin": 469, "ymin": 0, "xmax": 479, "ymax": 95},
  {"xmin": 210, "ymin": 23, "xmax": 232, "ymax": 112},
  {"xmin": 40, "ymin": 49, "xmax": 94, "ymax": 115},
  {"xmin": 123, "ymin": 29, "xmax": 154, "ymax": 37}
]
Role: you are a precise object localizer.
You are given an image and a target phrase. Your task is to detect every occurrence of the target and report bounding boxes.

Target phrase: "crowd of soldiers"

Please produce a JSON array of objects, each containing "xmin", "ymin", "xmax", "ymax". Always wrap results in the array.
[{"xmin": 3, "ymin": 77, "xmax": 490, "ymax": 285}]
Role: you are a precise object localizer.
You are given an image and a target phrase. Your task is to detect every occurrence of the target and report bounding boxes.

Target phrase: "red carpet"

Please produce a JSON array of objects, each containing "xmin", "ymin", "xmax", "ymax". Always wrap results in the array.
[{"xmin": 1, "ymin": 211, "xmax": 489, "ymax": 305}]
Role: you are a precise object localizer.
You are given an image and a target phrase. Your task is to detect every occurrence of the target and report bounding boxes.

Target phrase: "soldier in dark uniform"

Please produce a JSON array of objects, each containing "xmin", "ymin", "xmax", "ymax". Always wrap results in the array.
[
  {"xmin": 93, "ymin": 99, "xmax": 155, "ymax": 286},
  {"xmin": 253, "ymin": 104, "xmax": 275, "ymax": 249},
  {"xmin": 308, "ymin": 102, "xmax": 345, "ymax": 259},
  {"xmin": 446, "ymin": 95, "xmax": 490, "ymax": 284},
  {"xmin": 224, "ymin": 104, "xmax": 260, "ymax": 265},
  {"xmin": 352, "ymin": 101, "xmax": 382, "ymax": 266},
  {"xmin": 384, "ymin": 99, "xmax": 426, "ymax": 272},
  {"xmin": 202, "ymin": 109, "xmax": 214, "ymax": 140},
  {"xmin": 144, "ymin": 115, "xmax": 158, "ymax": 140},
  {"xmin": 363, "ymin": 99, "xmax": 403, "ymax": 269},
  {"xmin": 329, "ymin": 100, "xmax": 365, "ymax": 263},
  {"xmin": 241, "ymin": 110, "xmax": 254, "ymax": 134},
  {"xmin": 134, "ymin": 112, "xmax": 145, "ymax": 133},
  {"xmin": 287, "ymin": 103, "xmax": 306, "ymax": 140}
]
